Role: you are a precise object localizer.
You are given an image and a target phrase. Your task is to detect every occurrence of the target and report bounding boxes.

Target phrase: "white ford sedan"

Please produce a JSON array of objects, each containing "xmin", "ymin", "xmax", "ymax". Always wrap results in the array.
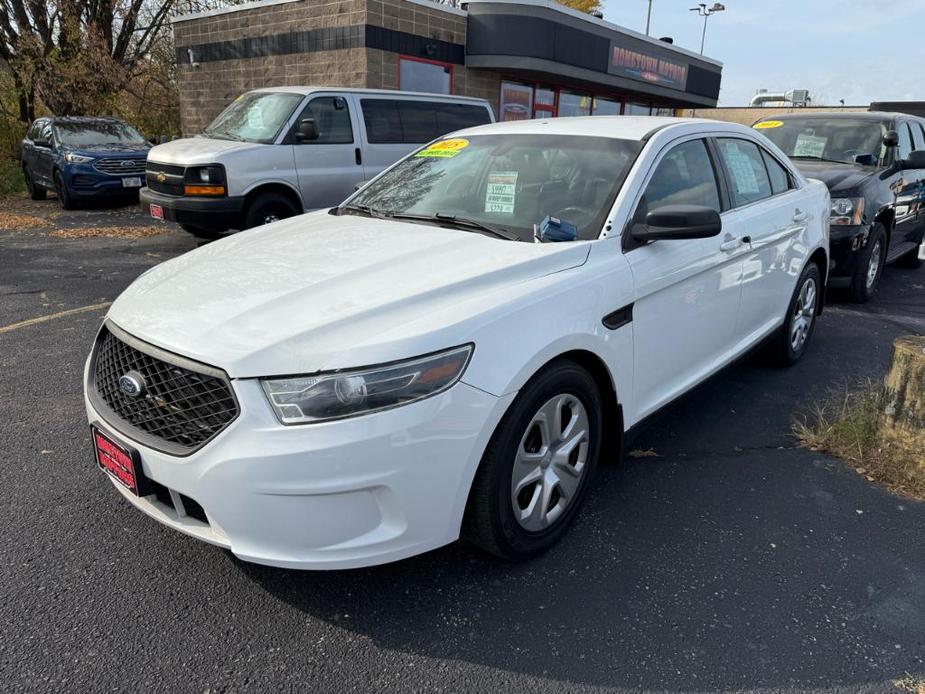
[{"xmin": 85, "ymin": 117, "xmax": 829, "ymax": 569}]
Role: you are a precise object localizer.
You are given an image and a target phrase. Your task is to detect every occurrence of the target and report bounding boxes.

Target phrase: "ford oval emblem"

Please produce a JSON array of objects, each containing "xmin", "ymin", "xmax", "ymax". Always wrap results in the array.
[
  {"xmin": 118, "ymin": 371, "xmax": 146, "ymax": 398},
  {"xmin": 120, "ymin": 160, "xmax": 133, "ymax": 167}
]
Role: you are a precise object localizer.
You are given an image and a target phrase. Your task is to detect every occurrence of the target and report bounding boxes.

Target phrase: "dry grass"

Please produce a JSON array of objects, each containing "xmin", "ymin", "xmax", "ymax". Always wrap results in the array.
[
  {"xmin": 793, "ymin": 381, "xmax": 925, "ymax": 499},
  {"xmin": 893, "ymin": 676, "xmax": 925, "ymax": 694},
  {"xmin": 49, "ymin": 225, "xmax": 167, "ymax": 239}
]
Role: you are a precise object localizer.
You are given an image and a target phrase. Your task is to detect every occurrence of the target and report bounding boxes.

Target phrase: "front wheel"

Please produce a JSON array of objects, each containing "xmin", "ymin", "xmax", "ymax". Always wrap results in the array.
[
  {"xmin": 243, "ymin": 192, "xmax": 298, "ymax": 229},
  {"xmin": 463, "ymin": 360, "xmax": 602, "ymax": 560},
  {"xmin": 53, "ymin": 171, "xmax": 76, "ymax": 210},
  {"xmin": 849, "ymin": 224, "xmax": 886, "ymax": 303},
  {"xmin": 769, "ymin": 262, "xmax": 821, "ymax": 367}
]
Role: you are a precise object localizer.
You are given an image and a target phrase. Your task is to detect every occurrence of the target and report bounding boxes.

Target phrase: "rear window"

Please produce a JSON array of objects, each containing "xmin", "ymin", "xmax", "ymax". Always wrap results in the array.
[{"xmin": 361, "ymin": 99, "xmax": 491, "ymax": 144}]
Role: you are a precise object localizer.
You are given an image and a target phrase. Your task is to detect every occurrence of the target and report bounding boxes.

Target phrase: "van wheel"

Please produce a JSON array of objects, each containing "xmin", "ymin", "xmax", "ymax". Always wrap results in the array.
[
  {"xmin": 463, "ymin": 360, "xmax": 602, "ymax": 561},
  {"xmin": 53, "ymin": 171, "xmax": 76, "ymax": 210},
  {"xmin": 23, "ymin": 167, "xmax": 46, "ymax": 200},
  {"xmin": 769, "ymin": 262, "xmax": 821, "ymax": 367},
  {"xmin": 180, "ymin": 224, "xmax": 224, "ymax": 240},
  {"xmin": 243, "ymin": 192, "xmax": 298, "ymax": 229},
  {"xmin": 849, "ymin": 224, "xmax": 886, "ymax": 303}
]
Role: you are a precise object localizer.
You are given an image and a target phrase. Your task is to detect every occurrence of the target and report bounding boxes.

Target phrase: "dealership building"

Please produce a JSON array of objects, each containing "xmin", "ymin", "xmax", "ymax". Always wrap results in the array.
[{"xmin": 172, "ymin": 0, "xmax": 723, "ymax": 135}]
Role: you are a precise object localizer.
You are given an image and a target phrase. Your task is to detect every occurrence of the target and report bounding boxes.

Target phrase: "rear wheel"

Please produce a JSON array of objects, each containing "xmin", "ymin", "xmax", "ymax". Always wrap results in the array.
[
  {"xmin": 53, "ymin": 171, "xmax": 76, "ymax": 210},
  {"xmin": 23, "ymin": 167, "xmax": 46, "ymax": 200},
  {"xmin": 243, "ymin": 192, "xmax": 298, "ymax": 229},
  {"xmin": 849, "ymin": 224, "xmax": 886, "ymax": 303},
  {"xmin": 463, "ymin": 360, "xmax": 602, "ymax": 560},
  {"xmin": 769, "ymin": 262, "xmax": 821, "ymax": 367}
]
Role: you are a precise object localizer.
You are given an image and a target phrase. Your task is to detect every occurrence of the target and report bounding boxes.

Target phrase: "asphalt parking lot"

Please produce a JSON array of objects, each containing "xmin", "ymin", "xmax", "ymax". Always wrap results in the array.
[{"xmin": 2, "ymin": 198, "xmax": 925, "ymax": 693}]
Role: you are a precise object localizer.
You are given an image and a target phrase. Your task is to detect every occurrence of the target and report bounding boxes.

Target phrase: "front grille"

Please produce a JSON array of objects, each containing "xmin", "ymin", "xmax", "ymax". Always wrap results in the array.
[
  {"xmin": 90, "ymin": 324, "xmax": 238, "ymax": 456},
  {"xmin": 94, "ymin": 158, "xmax": 146, "ymax": 175},
  {"xmin": 146, "ymin": 160, "xmax": 185, "ymax": 196}
]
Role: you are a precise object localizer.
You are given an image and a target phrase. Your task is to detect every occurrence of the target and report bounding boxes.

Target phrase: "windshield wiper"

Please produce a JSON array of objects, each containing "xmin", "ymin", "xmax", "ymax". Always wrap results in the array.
[
  {"xmin": 203, "ymin": 129, "xmax": 244, "ymax": 142},
  {"xmin": 339, "ymin": 203, "xmax": 386, "ymax": 219},
  {"xmin": 386, "ymin": 212, "xmax": 521, "ymax": 241},
  {"xmin": 789, "ymin": 155, "xmax": 853, "ymax": 165}
]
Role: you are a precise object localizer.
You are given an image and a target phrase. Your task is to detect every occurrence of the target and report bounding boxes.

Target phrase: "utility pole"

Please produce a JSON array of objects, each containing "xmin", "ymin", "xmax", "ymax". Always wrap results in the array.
[
  {"xmin": 645, "ymin": 0, "xmax": 653, "ymax": 35},
  {"xmin": 690, "ymin": 3, "xmax": 725, "ymax": 54}
]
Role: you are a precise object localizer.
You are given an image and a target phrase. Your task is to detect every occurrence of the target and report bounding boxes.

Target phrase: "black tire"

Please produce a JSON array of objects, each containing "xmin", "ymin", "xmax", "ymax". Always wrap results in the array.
[
  {"xmin": 23, "ymin": 167, "xmax": 46, "ymax": 200},
  {"xmin": 769, "ymin": 262, "xmax": 822, "ymax": 367},
  {"xmin": 180, "ymin": 223, "xmax": 225, "ymax": 240},
  {"xmin": 243, "ymin": 192, "xmax": 298, "ymax": 229},
  {"xmin": 463, "ymin": 360, "xmax": 603, "ymax": 561},
  {"xmin": 897, "ymin": 244, "xmax": 924, "ymax": 269},
  {"xmin": 53, "ymin": 171, "xmax": 76, "ymax": 210},
  {"xmin": 849, "ymin": 224, "xmax": 886, "ymax": 303}
]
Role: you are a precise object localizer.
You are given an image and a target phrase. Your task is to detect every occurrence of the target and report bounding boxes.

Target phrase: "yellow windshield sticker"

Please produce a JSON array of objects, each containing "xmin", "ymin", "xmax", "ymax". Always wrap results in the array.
[
  {"xmin": 415, "ymin": 138, "xmax": 470, "ymax": 158},
  {"xmin": 754, "ymin": 120, "xmax": 783, "ymax": 129}
]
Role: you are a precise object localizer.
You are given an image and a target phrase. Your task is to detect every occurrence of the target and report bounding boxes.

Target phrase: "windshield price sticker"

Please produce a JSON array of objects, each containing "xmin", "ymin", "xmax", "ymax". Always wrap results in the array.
[
  {"xmin": 793, "ymin": 133, "xmax": 827, "ymax": 159},
  {"xmin": 754, "ymin": 120, "xmax": 783, "ymax": 129},
  {"xmin": 416, "ymin": 138, "xmax": 470, "ymax": 158},
  {"xmin": 484, "ymin": 171, "xmax": 518, "ymax": 214}
]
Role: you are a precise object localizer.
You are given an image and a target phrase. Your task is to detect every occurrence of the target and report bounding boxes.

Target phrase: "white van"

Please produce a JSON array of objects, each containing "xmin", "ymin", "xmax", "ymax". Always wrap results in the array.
[{"xmin": 140, "ymin": 87, "xmax": 494, "ymax": 238}]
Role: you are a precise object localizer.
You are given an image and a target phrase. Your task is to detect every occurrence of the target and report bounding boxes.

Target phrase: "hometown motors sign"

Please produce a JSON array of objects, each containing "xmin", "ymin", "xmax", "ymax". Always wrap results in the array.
[{"xmin": 608, "ymin": 44, "xmax": 688, "ymax": 90}]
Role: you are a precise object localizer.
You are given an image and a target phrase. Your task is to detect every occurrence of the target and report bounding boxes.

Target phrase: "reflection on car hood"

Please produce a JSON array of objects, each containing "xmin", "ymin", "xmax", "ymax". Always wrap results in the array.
[
  {"xmin": 66, "ymin": 143, "xmax": 150, "ymax": 156},
  {"xmin": 146, "ymin": 136, "xmax": 262, "ymax": 166},
  {"xmin": 790, "ymin": 159, "xmax": 876, "ymax": 196},
  {"xmin": 108, "ymin": 212, "xmax": 592, "ymax": 377}
]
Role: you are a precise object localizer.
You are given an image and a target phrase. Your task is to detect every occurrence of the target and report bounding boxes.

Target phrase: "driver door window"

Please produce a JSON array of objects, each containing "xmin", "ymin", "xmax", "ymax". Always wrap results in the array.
[
  {"xmin": 293, "ymin": 96, "xmax": 354, "ymax": 144},
  {"xmin": 636, "ymin": 139, "xmax": 720, "ymax": 218}
]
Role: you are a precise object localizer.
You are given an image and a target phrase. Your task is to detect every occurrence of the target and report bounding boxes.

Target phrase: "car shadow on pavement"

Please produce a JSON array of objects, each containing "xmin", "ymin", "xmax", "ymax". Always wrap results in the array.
[{"xmin": 236, "ymin": 269, "xmax": 925, "ymax": 691}]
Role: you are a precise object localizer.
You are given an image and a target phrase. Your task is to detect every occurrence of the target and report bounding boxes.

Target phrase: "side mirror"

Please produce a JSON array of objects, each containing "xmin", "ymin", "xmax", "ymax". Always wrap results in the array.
[
  {"xmin": 883, "ymin": 130, "xmax": 900, "ymax": 148},
  {"xmin": 900, "ymin": 150, "xmax": 925, "ymax": 170},
  {"xmin": 633, "ymin": 205, "xmax": 722, "ymax": 241},
  {"xmin": 295, "ymin": 117, "xmax": 318, "ymax": 142}
]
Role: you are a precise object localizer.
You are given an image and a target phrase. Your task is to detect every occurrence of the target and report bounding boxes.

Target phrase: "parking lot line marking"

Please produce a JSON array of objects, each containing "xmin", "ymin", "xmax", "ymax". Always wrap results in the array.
[{"xmin": 0, "ymin": 302, "xmax": 112, "ymax": 334}]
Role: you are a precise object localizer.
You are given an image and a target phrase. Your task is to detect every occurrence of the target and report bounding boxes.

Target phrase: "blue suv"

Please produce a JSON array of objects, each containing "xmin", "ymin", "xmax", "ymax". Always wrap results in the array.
[{"xmin": 21, "ymin": 116, "xmax": 151, "ymax": 209}]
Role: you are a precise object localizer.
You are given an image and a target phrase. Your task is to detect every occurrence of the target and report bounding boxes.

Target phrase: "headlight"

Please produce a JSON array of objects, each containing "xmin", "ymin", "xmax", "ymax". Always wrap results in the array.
[
  {"xmin": 830, "ymin": 197, "xmax": 864, "ymax": 225},
  {"xmin": 261, "ymin": 344, "xmax": 474, "ymax": 424},
  {"xmin": 185, "ymin": 165, "xmax": 225, "ymax": 184},
  {"xmin": 64, "ymin": 152, "xmax": 94, "ymax": 164}
]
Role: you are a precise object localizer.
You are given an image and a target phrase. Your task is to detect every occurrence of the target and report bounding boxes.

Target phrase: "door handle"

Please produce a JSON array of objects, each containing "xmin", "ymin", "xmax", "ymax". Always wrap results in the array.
[
  {"xmin": 793, "ymin": 208, "xmax": 808, "ymax": 223},
  {"xmin": 719, "ymin": 236, "xmax": 741, "ymax": 252},
  {"xmin": 355, "ymin": 147, "xmax": 362, "ymax": 166}
]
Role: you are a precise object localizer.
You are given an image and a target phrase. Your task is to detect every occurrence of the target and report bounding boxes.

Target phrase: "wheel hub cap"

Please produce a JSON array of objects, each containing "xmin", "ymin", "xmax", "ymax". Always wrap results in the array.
[
  {"xmin": 790, "ymin": 277, "xmax": 817, "ymax": 352},
  {"xmin": 511, "ymin": 394, "xmax": 590, "ymax": 532},
  {"xmin": 866, "ymin": 239, "xmax": 882, "ymax": 289}
]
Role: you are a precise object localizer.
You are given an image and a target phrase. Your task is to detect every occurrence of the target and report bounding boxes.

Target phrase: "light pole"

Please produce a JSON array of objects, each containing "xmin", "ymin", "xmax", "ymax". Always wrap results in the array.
[
  {"xmin": 690, "ymin": 3, "xmax": 725, "ymax": 54},
  {"xmin": 646, "ymin": 0, "xmax": 653, "ymax": 35}
]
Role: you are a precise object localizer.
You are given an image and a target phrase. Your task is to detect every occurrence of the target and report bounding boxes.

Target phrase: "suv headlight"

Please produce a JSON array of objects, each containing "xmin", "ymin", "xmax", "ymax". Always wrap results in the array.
[
  {"xmin": 64, "ymin": 152, "xmax": 94, "ymax": 164},
  {"xmin": 261, "ymin": 345, "xmax": 473, "ymax": 424},
  {"xmin": 830, "ymin": 197, "xmax": 864, "ymax": 225}
]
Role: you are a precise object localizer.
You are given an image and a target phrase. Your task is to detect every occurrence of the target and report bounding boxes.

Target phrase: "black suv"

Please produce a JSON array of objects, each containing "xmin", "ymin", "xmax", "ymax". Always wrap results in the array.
[
  {"xmin": 754, "ymin": 112, "xmax": 925, "ymax": 302},
  {"xmin": 21, "ymin": 116, "xmax": 151, "ymax": 209}
]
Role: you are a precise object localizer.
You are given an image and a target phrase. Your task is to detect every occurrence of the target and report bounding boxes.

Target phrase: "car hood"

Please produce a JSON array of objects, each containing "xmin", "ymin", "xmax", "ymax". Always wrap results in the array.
[
  {"xmin": 107, "ymin": 213, "xmax": 591, "ymax": 377},
  {"xmin": 146, "ymin": 136, "xmax": 263, "ymax": 166},
  {"xmin": 790, "ymin": 160, "xmax": 876, "ymax": 196}
]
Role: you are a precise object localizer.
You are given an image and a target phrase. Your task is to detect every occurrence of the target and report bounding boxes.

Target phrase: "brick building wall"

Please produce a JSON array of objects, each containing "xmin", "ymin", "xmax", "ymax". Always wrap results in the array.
[{"xmin": 173, "ymin": 0, "xmax": 487, "ymax": 136}]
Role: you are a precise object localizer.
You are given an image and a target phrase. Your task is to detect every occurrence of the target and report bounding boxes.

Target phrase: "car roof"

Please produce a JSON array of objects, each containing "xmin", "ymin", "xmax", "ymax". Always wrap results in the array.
[
  {"xmin": 248, "ymin": 86, "xmax": 491, "ymax": 105},
  {"xmin": 448, "ymin": 116, "xmax": 752, "ymax": 141}
]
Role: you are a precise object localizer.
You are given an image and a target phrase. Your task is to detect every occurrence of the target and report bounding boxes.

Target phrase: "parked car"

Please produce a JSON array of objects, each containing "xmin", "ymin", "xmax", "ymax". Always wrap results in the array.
[
  {"xmin": 754, "ymin": 112, "xmax": 925, "ymax": 302},
  {"xmin": 85, "ymin": 117, "xmax": 829, "ymax": 569},
  {"xmin": 139, "ymin": 87, "xmax": 495, "ymax": 238},
  {"xmin": 21, "ymin": 116, "xmax": 151, "ymax": 209}
]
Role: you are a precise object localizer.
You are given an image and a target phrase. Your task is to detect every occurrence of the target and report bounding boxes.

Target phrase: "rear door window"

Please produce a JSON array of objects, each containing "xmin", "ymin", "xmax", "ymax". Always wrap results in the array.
[
  {"xmin": 760, "ymin": 149, "xmax": 792, "ymax": 195},
  {"xmin": 362, "ymin": 99, "xmax": 491, "ymax": 144},
  {"xmin": 910, "ymin": 122, "xmax": 925, "ymax": 151},
  {"xmin": 897, "ymin": 122, "xmax": 913, "ymax": 160},
  {"xmin": 716, "ymin": 138, "xmax": 773, "ymax": 207}
]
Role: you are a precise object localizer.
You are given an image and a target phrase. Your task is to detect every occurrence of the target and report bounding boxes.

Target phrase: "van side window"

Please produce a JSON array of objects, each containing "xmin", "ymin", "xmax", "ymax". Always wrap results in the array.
[
  {"xmin": 297, "ymin": 96, "xmax": 353, "ymax": 144},
  {"xmin": 716, "ymin": 138, "xmax": 773, "ymax": 207},
  {"xmin": 361, "ymin": 99, "xmax": 492, "ymax": 145},
  {"xmin": 399, "ymin": 101, "xmax": 440, "ymax": 143},
  {"xmin": 760, "ymin": 149, "xmax": 792, "ymax": 195},
  {"xmin": 436, "ymin": 103, "xmax": 492, "ymax": 133}
]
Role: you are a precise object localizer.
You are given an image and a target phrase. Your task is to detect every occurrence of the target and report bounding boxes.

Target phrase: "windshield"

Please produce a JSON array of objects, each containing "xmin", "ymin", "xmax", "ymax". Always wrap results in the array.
[
  {"xmin": 347, "ymin": 134, "xmax": 642, "ymax": 241},
  {"xmin": 204, "ymin": 91, "xmax": 304, "ymax": 143},
  {"xmin": 756, "ymin": 118, "xmax": 888, "ymax": 166},
  {"xmin": 54, "ymin": 121, "xmax": 146, "ymax": 147}
]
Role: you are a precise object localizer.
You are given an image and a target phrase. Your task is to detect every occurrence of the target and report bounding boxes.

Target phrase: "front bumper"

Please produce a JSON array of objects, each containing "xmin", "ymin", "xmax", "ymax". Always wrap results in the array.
[
  {"xmin": 64, "ymin": 164, "xmax": 144, "ymax": 197},
  {"xmin": 140, "ymin": 186, "xmax": 244, "ymax": 231},
  {"xmin": 84, "ymin": 365, "xmax": 510, "ymax": 570},
  {"xmin": 827, "ymin": 224, "xmax": 868, "ymax": 285}
]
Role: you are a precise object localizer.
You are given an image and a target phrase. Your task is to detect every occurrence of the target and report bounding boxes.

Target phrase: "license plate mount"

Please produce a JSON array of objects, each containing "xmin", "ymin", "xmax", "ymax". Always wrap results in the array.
[
  {"xmin": 122, "ymin": 177, "xmax": 142, "ymax": 188},
  {"xmin": 149, "ymin": 203, "xmax": 164, "ymax": 221},
  {"xmin": 92, "ymin": 426, "xmax": 152, "ymax": 497}
]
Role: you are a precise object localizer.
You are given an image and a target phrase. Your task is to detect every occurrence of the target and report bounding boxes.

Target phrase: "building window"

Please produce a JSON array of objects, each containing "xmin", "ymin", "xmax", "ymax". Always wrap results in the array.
[
  {"xmin": 592, "ymin": 96, "xmax": 622, "ymax": 115},
  {"xmin": 500, "ymin": 81, "xmax": 534, "ymax": 121},
  {"xmin": 624, "ymin": 103, "xmax": 652, "ymax": 115},
  {"xmin": 534, "ymin": 86, "xmax": 555, "ymax": 118},
  {"xmin": 399, "ymin": 56, "xmax": 452, "ymax": 94},
  {"xmin": 558, "ymin": 91, "xmax": 592, "ymax": 117},
  {"xmin": 653, "ymin": 106, "xmax": 676, "ymax": 117}
]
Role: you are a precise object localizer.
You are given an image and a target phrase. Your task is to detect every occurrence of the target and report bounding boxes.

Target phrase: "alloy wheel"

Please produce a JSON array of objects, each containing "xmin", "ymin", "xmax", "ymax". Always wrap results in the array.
[
  {"xmin": 790, "ymin": 276, "xmax": 817, "ymax": 352},
  {"xmin": 866, "ymin": 239, "xmax": 882, "ymax": 290},
  {"xmin": 510, "ymin": 393, "xmax": 590, "ymax": 532}
]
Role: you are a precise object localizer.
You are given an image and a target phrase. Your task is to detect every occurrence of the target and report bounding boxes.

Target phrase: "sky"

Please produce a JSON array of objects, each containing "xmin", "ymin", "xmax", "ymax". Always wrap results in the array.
[{"xmin": 600, "ymin": 0, "xmax": 925, "ymax": 106}]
